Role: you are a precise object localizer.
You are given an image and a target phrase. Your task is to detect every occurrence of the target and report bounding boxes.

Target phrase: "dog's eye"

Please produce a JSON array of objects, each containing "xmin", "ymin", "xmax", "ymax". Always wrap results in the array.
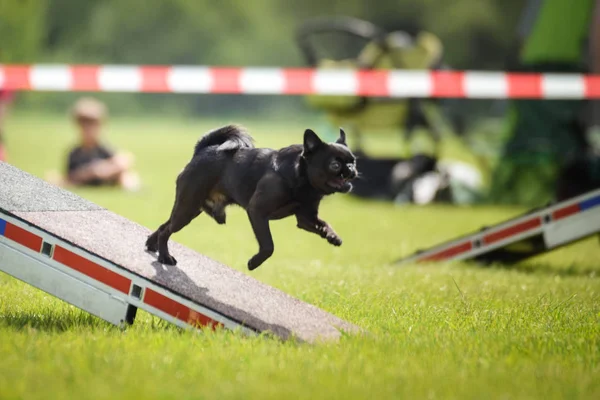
[{"xmin": 330, "ymin": 160, "xmax": 341, "ymax": 172}]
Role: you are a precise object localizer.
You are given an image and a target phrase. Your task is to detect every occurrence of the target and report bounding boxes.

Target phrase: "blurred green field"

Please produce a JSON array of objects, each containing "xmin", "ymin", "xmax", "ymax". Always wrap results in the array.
[{"xmin": 1, "ymin": 113, "xmax": 599, "ymax": 400}]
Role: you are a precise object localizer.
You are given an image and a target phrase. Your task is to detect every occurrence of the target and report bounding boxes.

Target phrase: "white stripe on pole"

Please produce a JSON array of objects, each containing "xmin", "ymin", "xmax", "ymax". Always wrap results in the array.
[
  {"xmin": 464, "ymin": 72, "xmax": 508, "ymax": 98},
  {"xmin": 313, "ymin": 69, "xmax": 357, "ymax": 95},
  {"xmin": 388, "ymin": 71, "xmax": 431, "ymax": 98},
  {"xmin": 98, "ymin": 66, "xmax": 142, "ymax": 92},
  {"xmin": 239, "ymin": 68, "xmax": 285, "ymax": 94},
  {"xmin": 30, "ymin": 65, "xmax": 72, "ymax": 91},
  {"xmin": 542, "ymin": 74, "xmax": 585, "ymax": 99},
  {"xmin": 167, "ymin": 67, "xmax": 212, "ymax": 93}
]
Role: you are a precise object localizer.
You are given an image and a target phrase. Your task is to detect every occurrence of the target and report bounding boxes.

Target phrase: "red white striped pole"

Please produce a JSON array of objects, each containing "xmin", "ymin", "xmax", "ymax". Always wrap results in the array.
[{"xmin": 2, "ymin": 64, "xmax": 600, "ymax": 99}]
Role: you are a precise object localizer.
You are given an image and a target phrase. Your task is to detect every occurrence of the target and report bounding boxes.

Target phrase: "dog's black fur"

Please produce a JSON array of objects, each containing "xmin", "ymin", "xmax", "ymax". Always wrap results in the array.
[{"xmin": 145, "ymin": 125, "xmax": 357, "ymax": 270}]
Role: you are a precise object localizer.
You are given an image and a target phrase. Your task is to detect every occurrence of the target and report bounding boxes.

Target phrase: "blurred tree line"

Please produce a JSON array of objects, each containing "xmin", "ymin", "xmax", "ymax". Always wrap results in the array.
[{"xmin": 1, "ymin": 0, "xmax": 525, "ymax": 117}]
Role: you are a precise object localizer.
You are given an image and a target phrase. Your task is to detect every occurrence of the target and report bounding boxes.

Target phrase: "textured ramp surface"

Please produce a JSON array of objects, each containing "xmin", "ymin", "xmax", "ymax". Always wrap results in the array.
[
  {"xmin": 1, "ymin": 161, "xmax": 359, "ymax": 342},
  {"xmin": 0, "ymin": 162, "xmax": 100, "ymax": 212}
]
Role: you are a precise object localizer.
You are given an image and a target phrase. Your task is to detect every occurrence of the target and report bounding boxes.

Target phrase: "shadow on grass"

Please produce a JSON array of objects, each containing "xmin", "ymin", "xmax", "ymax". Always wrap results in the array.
[
  {"xmin": 0, "ymin": 309, "xmax": 111, "ymax": 332},
  {"xmin": 478, "ymin": 262, "xmax": 600, "ymax": 278}
]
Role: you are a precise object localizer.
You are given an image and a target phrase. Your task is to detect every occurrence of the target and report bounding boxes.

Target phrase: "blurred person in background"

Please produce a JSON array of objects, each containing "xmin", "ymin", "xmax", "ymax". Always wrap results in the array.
[
  {"xmin": 0, "ymin": 89, "xmax": 15, "ymax": 162},
  {"xmin": 46, "ymin": 97, "xmax": 141, "ymax": 191}
]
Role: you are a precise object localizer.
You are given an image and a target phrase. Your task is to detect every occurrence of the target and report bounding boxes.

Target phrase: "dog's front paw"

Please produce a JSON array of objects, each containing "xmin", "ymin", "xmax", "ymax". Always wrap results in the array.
[
  {"xmin": 158, "ymin": 253, "xmax": 177, "ymax": 266},
  {"xmin": 247, "ymin": 259, "xmax": 260, "ymax": 271},
  {"xmin": 326, "ymin": 234, "xmax": 342, "ymax": 246},
  {"xmin": 248, "ymin": 255, "xmax": 267, "ymax": 271}
]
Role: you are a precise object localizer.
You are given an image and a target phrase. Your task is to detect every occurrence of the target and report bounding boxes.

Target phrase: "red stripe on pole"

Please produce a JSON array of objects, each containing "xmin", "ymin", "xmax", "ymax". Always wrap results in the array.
[
  {"xmin": 210, "ymin": 68, "xmax": 241, "ymax": 93},
  {"xmin": 140, "ymin": 66, "xmax": 170, "ymax": 92},
  {"xmin": 357, "ymin": 70, "xmax": 389, "ymax": 97},
  {"xmin": 282, "ymin": 68, "xmax": 313, "ymax": 94},
  {"xmin": 507, "ymin": 74, "xmax": 542, "ymax": 98},
  {"xmin": 2, "ymin": 66, "xmax": 31, "ymax": 90},
  {"xmin": 420, "ymin": 241, "xmax": 472, "ymax": 262},
  {"xmin": 144, "ymin": 288, "xmax": 222, "ymax": 329},
  {"xmin": 552, "ymin": 204, "xmax": 580, "ymax": 220},
  {"xmin": 584, "ymin": 76, "xmax": 600, "ymax": 99},
  {"xmin": 483, "ymin": 217, "xmax": 541, "ymax": 244},
  {"xmin": 431, "ymin": 71, "xmax": 465, "ymax": 97},
  {"xmin": 53, "ymin": 246, "xmax": 131, "ymax": 294},
  {"xmin": 4, "ymin": 223, "xmax": 42, "ymax": 252},
  {"xmin": 71, "ymin": 66, "xmax": 100, "ymax": 91}
]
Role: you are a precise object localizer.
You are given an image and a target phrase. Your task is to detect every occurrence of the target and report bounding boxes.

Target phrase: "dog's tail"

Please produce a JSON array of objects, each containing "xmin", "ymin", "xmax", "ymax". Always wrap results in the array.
[{"xmin": 193, "ymin": 124, "xmax": 255, "ymax": 156}]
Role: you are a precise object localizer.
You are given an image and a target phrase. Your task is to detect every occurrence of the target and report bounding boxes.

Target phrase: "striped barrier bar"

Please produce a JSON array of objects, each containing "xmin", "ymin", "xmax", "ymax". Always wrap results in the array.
[{"xmin": 2, "ymin": 64, "xmax": 600, "ymax": 99}]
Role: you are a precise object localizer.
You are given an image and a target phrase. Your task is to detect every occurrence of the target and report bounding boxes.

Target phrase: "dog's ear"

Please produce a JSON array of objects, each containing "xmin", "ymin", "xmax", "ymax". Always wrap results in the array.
[
  {"xmin": 336, "ymin": 128, "xmax": 347, "ymax": 146},
  {"xmin": 303, "ymin": 129, "xmax": 323, "ymax": 154}
]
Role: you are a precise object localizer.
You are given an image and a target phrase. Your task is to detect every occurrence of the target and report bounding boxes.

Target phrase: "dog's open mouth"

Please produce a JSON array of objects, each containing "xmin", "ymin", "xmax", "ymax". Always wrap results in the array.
[{"xmin": 327, "ymin": 177, "xmax": 352, "ymax": 192}]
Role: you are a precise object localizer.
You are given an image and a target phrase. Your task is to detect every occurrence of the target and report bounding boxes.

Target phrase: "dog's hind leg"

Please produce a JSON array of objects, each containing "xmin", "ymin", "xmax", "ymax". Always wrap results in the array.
[
  {"xmin": 146, "ymin": 221, "xmax": 170, "ymax": 252},
  {"xmin": 157, "ymin": 207, "xmax": 202, "ymax": 265},
  {"xmin": 154, "ymin": 160, "xmax": 222, "ymax": 265},
  {"xmin": 156, "ymin": 178, "xmax": 213, "ymax": 265}
]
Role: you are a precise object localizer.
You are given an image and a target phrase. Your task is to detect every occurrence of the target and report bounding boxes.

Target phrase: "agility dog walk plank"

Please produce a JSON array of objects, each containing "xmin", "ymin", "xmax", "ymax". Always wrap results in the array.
[
  {"xmin": 397, "ymin": 189, "xmax": 600, "ymax": 265},
  {"xmin": 0, "ymin": 162, "xmax": 359, "ymax": 342}
]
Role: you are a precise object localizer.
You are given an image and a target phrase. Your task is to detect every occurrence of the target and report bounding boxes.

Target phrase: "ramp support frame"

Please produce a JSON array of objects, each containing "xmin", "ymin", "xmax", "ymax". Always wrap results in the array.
[{"xmin": 397, "ymin": 189, "xmax": 600, "ymax": 265}]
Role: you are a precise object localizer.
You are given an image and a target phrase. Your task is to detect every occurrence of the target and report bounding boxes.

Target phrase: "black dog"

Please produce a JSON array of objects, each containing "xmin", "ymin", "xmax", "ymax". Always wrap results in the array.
[{"xmin": 145, "ymin": 125, "xmax": 357, "ymax": 270}]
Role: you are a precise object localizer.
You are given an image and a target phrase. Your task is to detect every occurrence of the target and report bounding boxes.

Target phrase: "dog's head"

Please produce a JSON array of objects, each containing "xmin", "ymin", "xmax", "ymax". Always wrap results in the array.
[{"xmin": 301, "ymin": 128, "xmax": 357, "ymax": 194}]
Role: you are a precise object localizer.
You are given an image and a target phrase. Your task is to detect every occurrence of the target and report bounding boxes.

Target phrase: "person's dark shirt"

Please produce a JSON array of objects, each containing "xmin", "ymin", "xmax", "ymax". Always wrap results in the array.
[{"xmin": 66, "ymin": 144, "xmax": 114, "ymax": 186}]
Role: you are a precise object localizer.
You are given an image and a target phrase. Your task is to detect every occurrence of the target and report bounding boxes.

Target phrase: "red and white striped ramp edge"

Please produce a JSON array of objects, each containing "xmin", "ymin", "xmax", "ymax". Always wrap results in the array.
[
  {"xmin": 398, "ymin": 188, "xmax": 600, "ymax": 264},
  {"xmin": 2, "ymin": 64, "xmax": 600, "ymax": 99},
  {"xmin": 0, "ymin": 209, "xmax": 244, "ymax": 334}
]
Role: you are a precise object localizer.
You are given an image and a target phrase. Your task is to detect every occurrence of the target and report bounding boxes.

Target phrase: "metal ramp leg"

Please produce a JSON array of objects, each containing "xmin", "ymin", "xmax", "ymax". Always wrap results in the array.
[{"xmin": 0, "ymin": 241, "xmax": 133, "ymax": 328}]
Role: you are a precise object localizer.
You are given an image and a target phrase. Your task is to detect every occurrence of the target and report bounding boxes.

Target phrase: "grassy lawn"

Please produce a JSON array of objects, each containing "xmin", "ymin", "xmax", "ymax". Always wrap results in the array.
[{"xmin": 1, "ymin": 113, "xmax": 599, "ymax": 400}]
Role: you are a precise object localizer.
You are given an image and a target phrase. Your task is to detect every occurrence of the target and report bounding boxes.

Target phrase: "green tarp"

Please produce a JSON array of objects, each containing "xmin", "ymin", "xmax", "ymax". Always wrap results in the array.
[{"xmin": 489, "ymin": 0, "xmax": 597, "ymax": 206}]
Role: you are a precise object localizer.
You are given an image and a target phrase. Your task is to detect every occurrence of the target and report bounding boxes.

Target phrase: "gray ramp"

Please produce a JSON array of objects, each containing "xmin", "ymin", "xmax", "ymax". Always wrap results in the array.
[{"xmin": 0, "ymin": 161, "xmax": 359, "ymax": 342}]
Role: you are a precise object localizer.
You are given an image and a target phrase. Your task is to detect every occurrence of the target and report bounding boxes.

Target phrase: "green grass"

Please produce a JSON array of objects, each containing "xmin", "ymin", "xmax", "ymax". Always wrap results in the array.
[{"xmin": 1, "ymin": 113, "xmax": 599, "ymax": 400}]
